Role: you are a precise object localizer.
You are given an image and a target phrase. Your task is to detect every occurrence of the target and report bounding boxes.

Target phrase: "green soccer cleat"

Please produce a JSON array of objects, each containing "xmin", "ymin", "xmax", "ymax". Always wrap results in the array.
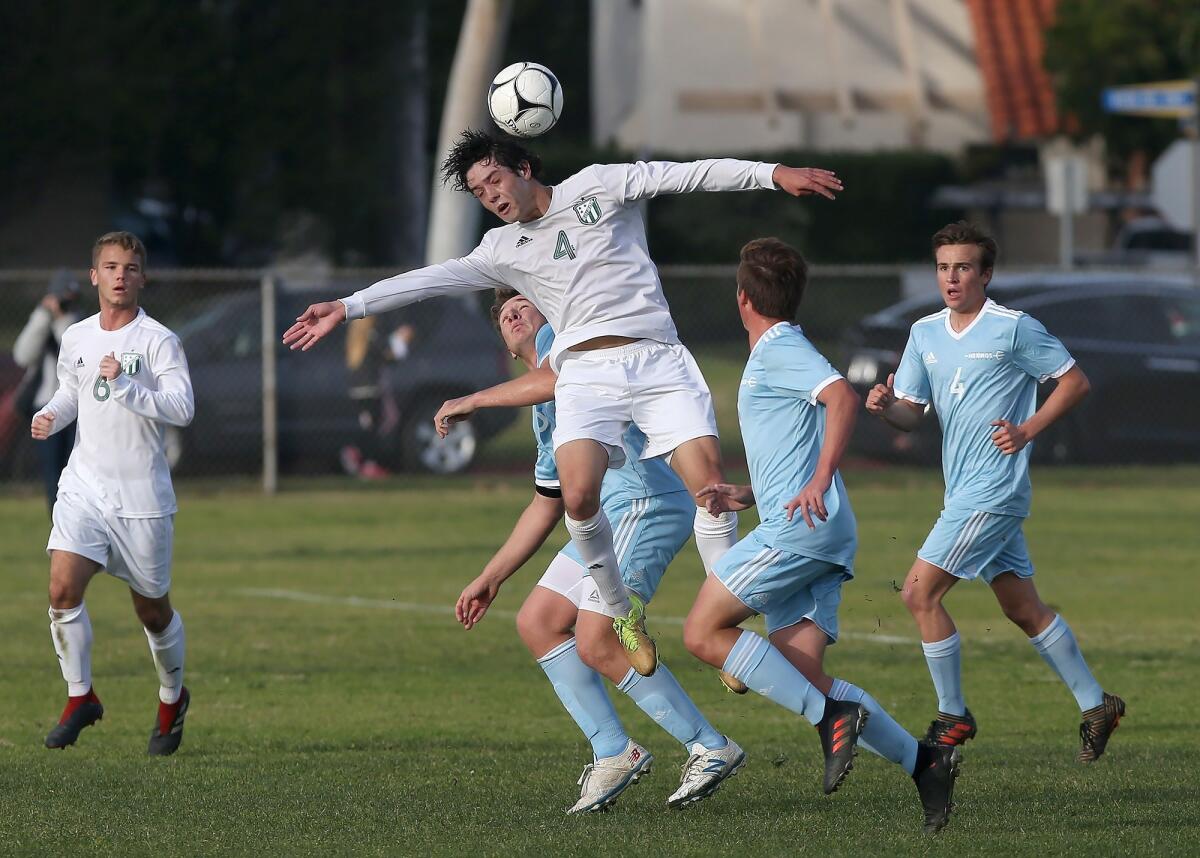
[{"xmin": 612, "ymin": 594, "xmax": 657, "ymax": 676}]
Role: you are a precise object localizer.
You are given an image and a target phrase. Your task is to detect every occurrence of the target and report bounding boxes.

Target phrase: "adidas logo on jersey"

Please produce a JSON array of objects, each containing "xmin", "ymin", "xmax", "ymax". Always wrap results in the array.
[
  {"xmin": 515, "ymin": 235, "xmax": 532, "ymax": 248},
  {"xmin": 924, "ymin": 352, "xmax": 938, "ymax": 365},
  {"xmin": 75, "ymin": 357, "xmax": 85, "ymax": 367}
]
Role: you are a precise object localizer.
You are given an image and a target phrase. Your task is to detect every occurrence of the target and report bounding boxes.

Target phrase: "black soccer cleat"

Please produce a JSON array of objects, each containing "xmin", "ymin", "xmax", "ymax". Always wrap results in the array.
[
  {"xmin": 923, "ymin": 708, "xmax": 978, "ymax": 748},
  {"xmin": 913, "ymin": 744, "xmax": 962, "ymax": 834},
  {"xmin": 816, "ymin": 698, "xmax": 868, "ymax": 794},
  {"xmin": 1078, "ymin": 692, "xmax": 1125, "ymax": 763},
  {"xmin": 148, "ymin": 687, "xmax": 190, "ymax": 757},
  {"xmin": 45, "ymin": 693, "xmax": 104, "ymax": 750}
]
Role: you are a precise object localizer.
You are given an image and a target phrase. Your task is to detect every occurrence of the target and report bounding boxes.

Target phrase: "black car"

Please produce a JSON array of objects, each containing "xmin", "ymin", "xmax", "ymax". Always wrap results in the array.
[
  {"xmin": 841, "ymin": 274, "xmax": 1200, "ymax": 464},
  {"xmin": 169, "ymin": 288, "xmax": 517, "ymax": 475}
]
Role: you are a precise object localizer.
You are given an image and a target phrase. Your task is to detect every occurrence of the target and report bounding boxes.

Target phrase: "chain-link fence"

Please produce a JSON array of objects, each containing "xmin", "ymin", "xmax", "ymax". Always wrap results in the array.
[{"xmin": 2, "ymin": 264, "xmax": 1197, "ymax": 489}]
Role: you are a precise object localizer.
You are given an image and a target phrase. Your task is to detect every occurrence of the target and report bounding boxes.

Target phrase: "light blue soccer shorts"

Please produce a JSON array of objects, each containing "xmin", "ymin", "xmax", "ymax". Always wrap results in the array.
[
  {"xmin": 918, "ymin": 507, "xmax": 1035, "ymax": 583},
  {"xmin": 549, "ymin": 489, "xmax": 695, "ymax": 616},
  {"xmin": 714, "ymin": 528, "xmax": 851, "ymax": 641}
]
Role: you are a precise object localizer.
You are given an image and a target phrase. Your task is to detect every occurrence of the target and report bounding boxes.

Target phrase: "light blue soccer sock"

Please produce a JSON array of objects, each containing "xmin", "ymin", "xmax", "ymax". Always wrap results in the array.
[
  {"xmin": 830, "ymin": 678, "xmax": 919, "ymax": 775},
  {"xmin": 921, "ymin": 631, "xmax": 966, "ymax": 716},
  {"xmin": 617, "ymin": 663, "xmax": 727, "ymax": 752},
  {"xmin": 722, "ymin": 629, "xmax": 826, "ymax": 725},
  {"xmin": 537, "ymin": 638, "xmax": 629, "ymax": 760},
  {"xmin": 1029, "ymin": 614, "xmax": 1104, "ymax": 711}
]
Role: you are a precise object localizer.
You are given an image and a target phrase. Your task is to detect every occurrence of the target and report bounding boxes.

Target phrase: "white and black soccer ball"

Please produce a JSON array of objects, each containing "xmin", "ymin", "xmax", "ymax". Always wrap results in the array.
[{"xmin": 487, "ymin": 62, "xmax": 563, "ymax": 138}]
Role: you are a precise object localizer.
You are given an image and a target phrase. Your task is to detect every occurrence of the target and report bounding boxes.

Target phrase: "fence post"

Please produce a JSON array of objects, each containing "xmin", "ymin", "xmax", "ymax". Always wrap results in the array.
[{"xmin": 261, "ymin": 273, "xmax": 278, "ymax": 495}]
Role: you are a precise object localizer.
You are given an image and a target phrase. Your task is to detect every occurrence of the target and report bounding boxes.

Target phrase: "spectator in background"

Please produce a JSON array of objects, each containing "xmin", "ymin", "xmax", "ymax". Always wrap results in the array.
[
  {"xmin": 340, "ymin": 317, "xmax": 416, "ymax": 479},
  {"xmin": 14, "ymin": 271, "xmax": 83, "ymax": 511}
]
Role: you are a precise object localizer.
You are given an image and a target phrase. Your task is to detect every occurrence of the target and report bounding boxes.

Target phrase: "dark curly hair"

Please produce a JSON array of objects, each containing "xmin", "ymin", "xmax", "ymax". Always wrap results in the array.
[{"xmin": 440, "ymin": 129, "xmax": 543, "ymax": 193}]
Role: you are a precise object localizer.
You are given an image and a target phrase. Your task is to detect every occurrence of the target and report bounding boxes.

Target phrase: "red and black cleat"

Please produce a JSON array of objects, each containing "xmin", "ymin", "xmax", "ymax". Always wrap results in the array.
[
  {"xmin": 924, "ymin": 708, "xmax": 978, "ymax": 747},
  {"xmin": 45, "ymin": 689, "xmax": 104, "ymax": 749},
  {"xmin": 148, "ymin": 687, "xmax": 190, "ymax": 757},
  {"xmin": 817, "ymin": 699, "xmax": 869, "ymax": 794}
]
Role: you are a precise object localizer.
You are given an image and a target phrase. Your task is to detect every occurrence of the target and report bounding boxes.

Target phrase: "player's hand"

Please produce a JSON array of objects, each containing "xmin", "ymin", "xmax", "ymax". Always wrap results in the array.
[
  {"xmin": 865, "ymin": 373, "xmax": 896, "ymax": 415},
  {"xmin": 434, "ymin": 395, "xmax": 477, "ymax": 439},
  {"xmin": 282, "ymin": 301, "xmax": 346, "ymax": 351},
  {"xmin": 98, "ymin": 351, "xmax": 122, "ymax": 381},
  {"xmin": 456, "ymin": 575, "xmax": 501, "ymax": 630},
  {"xmin": 990, "ymin": 419, "xmax": 1030, "ymax": 455},
  {"xmin": 772, "ymin": 166, "xmax": 843, "ymax": 200},
  {"xmin": 696, "ymin": 483, "xmax": 755, "ymax": 515},
  {"xmin": 784, "ymin": 477, "xmax": 831, "ymax": 530},
  {"xmin": 30, "ymin": 411, "xmax": 55, "ymax": 440}
]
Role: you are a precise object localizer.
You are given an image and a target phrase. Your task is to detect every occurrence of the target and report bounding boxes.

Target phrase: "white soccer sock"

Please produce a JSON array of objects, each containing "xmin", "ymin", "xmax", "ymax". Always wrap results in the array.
[
  {"xmin": 49, "ymin": 603, "xmax": 93, "ymax": 697},
  {"xmin": 564, "ymin": 511, "xmax": 631, "ymax": 613},
  {"xmin": 693, "ymin": 508, "xmax": 738, "ymax": 576},
  {"xmin": 144, "ymin": 611, "xmax": 185, "ymax": 704}
]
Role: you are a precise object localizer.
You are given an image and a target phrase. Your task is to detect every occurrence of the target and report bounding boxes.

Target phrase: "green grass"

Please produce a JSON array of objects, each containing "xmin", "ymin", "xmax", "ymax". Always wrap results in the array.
[{"xmin": 1, "ymin": 467, "xmax": 1198, "ymax": 856}]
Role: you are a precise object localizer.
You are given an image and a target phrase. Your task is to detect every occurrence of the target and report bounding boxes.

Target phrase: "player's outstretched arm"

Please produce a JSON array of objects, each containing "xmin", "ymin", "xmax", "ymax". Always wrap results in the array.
[
  {"xmin": 785, "ymin": 379, "xmax": 857, "ymax": 529},
  {"xmin": 282, "ymin": 301, "xmax": 346, "ymax": 351},
  {"xmin": 992, "ymin": 365, "xmax": 1090, "ymax": 455},
  {"xmin": 456, "ymin": 491, "xmax": 564, "ymax": 629},
  {"xmin": 770, "ymin": 166, "xmax": 843, "ymax": 200},
  {"xmin": 865, "ymin": 372, "xmax": 924, "ymax": 432},
  {"xmin": 434, "ymin": 364, "xmax": 556, "ymax": 439}
]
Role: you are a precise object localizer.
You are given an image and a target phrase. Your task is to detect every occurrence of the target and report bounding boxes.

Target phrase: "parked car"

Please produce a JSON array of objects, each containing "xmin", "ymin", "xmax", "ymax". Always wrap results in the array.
[
  {"xmin": 168, "ymin": 288, "xmax": 517, "ymax": 475},
  {"xmin": 1075, "ymin": 216, "xmax": 1194, "ymax": 269},
  {"xmin": 841, "ymin": 274, "xmax": 1200, "ymax": 464}
]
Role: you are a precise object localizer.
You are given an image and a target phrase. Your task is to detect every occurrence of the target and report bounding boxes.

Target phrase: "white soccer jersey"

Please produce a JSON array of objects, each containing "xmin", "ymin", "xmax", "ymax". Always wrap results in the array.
[
  {"xmin": 341, "ymin": 159, "xmax": 779, "ymax": 371},
  {"xmin": 37, "ymin": 308, "xmax": 194, "ymax": 517}
]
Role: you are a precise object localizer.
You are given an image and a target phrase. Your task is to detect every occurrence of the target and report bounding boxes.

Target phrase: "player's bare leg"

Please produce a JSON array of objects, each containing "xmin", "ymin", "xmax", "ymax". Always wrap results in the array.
[
  {"xmin": 556, "ymin": 439, "xmax": 656, "ymax": 674},
  {"xmin": 132, "ymin": 589, "xmax": 189, "ymax": 756},
  {"xmin": 989, "ymin": 572, "xmax": 1120, "ymax": 761},
  {"xmin": 667, "ymin": 435, "xmax": 745, "ymax": 691},
  {"xmin": 45, "ymin": 551, "xmax": 103, "ymax": 749},
  {"xmin": 901, "ymin": 559, "xmax": 977, "ymax": 746}
]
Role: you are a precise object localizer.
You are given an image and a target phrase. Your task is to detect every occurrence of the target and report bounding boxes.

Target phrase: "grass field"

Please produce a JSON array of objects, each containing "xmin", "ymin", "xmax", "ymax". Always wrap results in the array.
[{"xmin": 1, "ymin": 466, "xmax": 1198, "ymax": 856}]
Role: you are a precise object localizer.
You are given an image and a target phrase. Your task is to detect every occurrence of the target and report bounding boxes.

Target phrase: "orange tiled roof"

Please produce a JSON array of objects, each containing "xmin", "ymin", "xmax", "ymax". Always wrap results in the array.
[{"xmin": 967, "ymin": 0, "xmax": 1061, "ymax": 141}]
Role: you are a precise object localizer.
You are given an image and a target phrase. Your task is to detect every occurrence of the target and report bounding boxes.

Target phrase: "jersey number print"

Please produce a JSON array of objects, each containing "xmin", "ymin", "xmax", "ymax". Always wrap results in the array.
[
  {"xmin": 554, "ymin": 230, "xmax": 576, "ymax": 261},
  {"xmin": 949, "ymin": 367, "xmax": 966, "ymax": 397},
  {"xmin": 93, "ymin": 376, "xmax": 111, "ymax": 401}
]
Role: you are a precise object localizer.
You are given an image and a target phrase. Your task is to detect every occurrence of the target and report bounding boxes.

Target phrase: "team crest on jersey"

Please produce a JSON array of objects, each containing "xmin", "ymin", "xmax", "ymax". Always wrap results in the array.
[
  {"xmin": 573, "ymin": 196, "xmax": 601, "ymax": 225},
  {"xmin": 121, "ymin": 352, "xmax": 142, "ymax": 375}
]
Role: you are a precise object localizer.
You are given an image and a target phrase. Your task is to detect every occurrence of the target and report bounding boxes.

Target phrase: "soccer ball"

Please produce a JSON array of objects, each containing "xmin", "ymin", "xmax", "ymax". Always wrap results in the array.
[{"xmin": 488, "ymin": 62, "xmax": 563, "ymax": 138}]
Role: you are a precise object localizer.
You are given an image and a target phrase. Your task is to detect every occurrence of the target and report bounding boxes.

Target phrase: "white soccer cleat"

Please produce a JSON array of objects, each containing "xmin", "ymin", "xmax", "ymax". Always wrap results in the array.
[
  {"xmin": 667, "ymin": 737, "xmax": 747, "ymax": 808},
  {"xmin": 567, "ymin": 739, "xmax": 654, "ymax": 814}
]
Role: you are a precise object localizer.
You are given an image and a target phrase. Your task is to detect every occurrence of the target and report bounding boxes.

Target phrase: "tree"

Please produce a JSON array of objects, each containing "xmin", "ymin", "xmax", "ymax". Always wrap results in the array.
[{"xmin": 1044, "ymin": 0, "xmax": 1200, "ymax": 171}]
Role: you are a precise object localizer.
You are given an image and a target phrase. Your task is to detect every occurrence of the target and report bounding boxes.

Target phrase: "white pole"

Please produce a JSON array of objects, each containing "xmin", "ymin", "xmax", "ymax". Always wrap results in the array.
[
  {"xmin": 261, "ymin": 273, "xmax": 278, "ymax": 495},
  {"xmin": 425, "ymin": 0, "xmax": 514, "ymax": 266},
  {"xmin": 1060, "ymin": 158, "xmax": 1075, "ymax": 270}
]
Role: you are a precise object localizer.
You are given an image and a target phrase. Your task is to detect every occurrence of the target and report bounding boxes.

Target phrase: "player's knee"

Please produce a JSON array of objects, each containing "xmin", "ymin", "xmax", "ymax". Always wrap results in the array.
[
  {"xmin": 561, "ymin": 487, "xmax": 600, "ymax": 521},
  {"xmin": 47, "ymin": 580, "xmax": 82, "ymax": 610},
  {"xmin": 899, "ymin": 582, "xmax": 926, "ymax": 615},
  {"xmin": 515, "ymin": 602, "xmax": 553, "ymax": 653},
  {"xmin": 137, "ymin": 601, "xmax": 173, "ymax": 633},
  {"xmin": 1001, "ymin": 600, "xmax": 1048, "ymax": 635},
  {"xmin": 682, "ymin": 617, "xmax": 717, "ymax": 665}
]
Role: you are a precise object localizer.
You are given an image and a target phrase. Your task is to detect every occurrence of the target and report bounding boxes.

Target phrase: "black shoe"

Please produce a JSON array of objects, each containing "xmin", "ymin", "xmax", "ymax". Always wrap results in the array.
[
  {"xmin": 913, "ymin": 744, "xmax": 962, "ymax": 834},
  {"xmin": 816, "ymin": 698, "xmax": 868, "ymax": 794},
  {"xmin": 148, "ymin": 687, "xmax": 190, "ymax": 757},
  {"xmin": 45, "ymin": 694, "xmax": 104, "ymax": 749},
  {"xmin": 923, "ymin": 708, "xmax": 977, "ymax": 747},
  {"xmin": 1078, "ymin": 692, "xmax": 1125, "ymax": 763}
]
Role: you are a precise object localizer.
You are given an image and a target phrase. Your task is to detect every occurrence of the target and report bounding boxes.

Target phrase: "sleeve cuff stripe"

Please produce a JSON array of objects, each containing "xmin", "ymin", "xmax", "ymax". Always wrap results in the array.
[
  {"xmin": 894, "ymin": 389, "xmax": 929, "ymax": 405},
  {"xmin": 808, "ymin": 373, "xmax": 842, "ymax": 404}
]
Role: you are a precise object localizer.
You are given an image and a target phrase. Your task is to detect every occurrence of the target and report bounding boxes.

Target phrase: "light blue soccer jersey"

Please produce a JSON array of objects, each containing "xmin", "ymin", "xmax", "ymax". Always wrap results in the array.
[
  {"xmin": 893, "ymin": 299, "xmax": 1075, "ymax": 516},
  {"xmin": 532, "ymin": 324, "xmax": 685, "ymax": 503},
  {"xmin": 738, "ymin": 323, "xmax": 856, "ymax": 567}
]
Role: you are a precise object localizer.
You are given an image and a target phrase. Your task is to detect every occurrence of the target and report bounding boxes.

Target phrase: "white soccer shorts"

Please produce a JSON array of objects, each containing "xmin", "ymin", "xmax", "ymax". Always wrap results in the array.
[
  {"xmin": 47, "ymin": 492, "xmax": 174, "ymax": 598},
  {"xmin": 552, "ymin": 340, "xmax": 718, "ymax": 466}
]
